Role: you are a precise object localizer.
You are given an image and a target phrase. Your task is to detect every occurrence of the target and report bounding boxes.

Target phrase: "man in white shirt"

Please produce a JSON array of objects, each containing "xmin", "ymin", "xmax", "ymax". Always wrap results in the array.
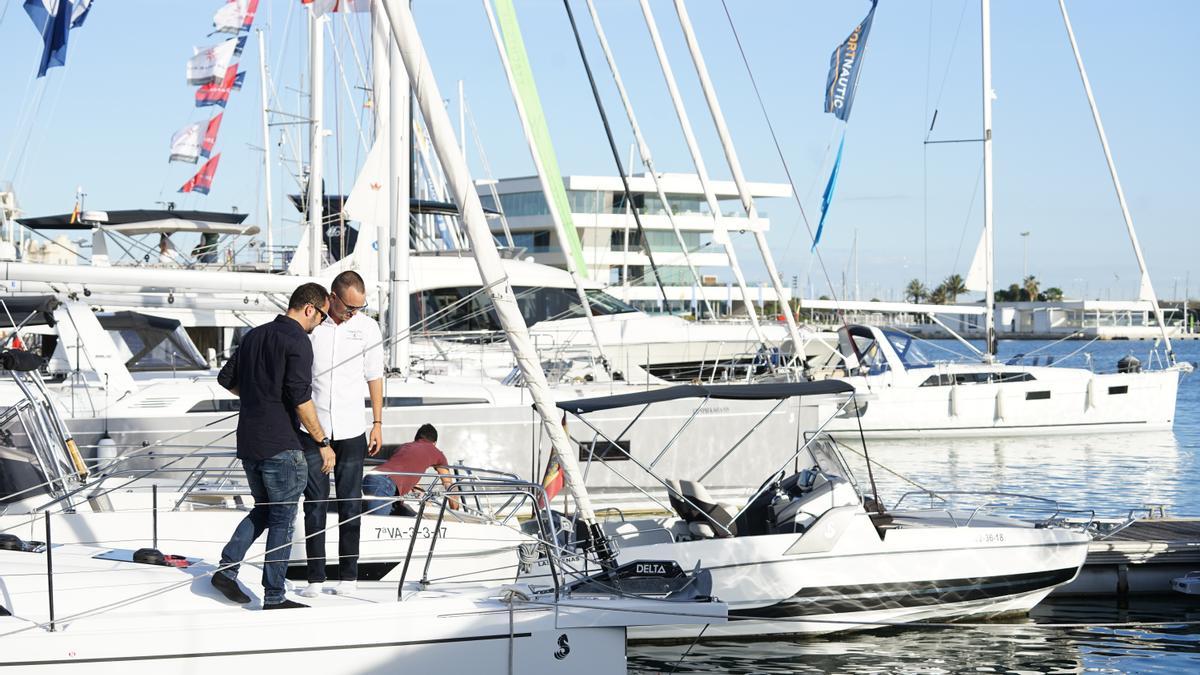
[{"xmin": 299, "ymin": 270, "xmax": 385, "ymax": 596}]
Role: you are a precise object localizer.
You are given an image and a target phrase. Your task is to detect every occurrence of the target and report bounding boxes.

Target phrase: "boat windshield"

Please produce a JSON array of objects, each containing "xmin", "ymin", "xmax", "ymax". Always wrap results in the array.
[
  {"xmin": 585, "ymin": 290, "xmax": 638, "ymax": 316},
  {"xmin": 882, "ymin": 329, "xmax": 932, "ymax": 369},
  {"xmin": 807, "ymin": 435, "xmax": 858, "ymax": 489},
  {"xmin": 100, "ymin": 313, "xmax": 208, "ymax": 372}
]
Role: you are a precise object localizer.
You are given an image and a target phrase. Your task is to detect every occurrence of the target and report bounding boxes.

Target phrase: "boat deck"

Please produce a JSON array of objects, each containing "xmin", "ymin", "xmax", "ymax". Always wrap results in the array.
[{"xmin": 1053, "ymin": 517, "xmax": 1200, "ymax": 596}]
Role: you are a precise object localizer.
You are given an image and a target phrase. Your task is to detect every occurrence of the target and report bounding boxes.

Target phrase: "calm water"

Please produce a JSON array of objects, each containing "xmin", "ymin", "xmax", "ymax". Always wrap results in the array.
[{"xmin": 630, "ymin": 339, "xmax": 1200, "ymax": 674}]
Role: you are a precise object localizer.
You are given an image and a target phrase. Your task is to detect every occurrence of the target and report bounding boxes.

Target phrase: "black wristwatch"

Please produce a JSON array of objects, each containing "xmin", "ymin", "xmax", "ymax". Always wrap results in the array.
[{"xmin": 318, "ymin": 437, "xmax": 332, "ymax": 448}]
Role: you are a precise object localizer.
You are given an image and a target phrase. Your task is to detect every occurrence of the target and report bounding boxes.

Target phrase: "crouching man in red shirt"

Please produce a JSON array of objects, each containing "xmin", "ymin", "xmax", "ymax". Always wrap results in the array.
[{"xmin": 362, "ymin": 423, "xmax": 461, "ymax": 516}]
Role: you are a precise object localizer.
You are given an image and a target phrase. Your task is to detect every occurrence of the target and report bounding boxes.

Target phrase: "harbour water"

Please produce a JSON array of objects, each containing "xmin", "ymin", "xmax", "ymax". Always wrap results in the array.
[{"xmin": 630, "ymin": 339, "xmax": 1200, "ymax": 674}]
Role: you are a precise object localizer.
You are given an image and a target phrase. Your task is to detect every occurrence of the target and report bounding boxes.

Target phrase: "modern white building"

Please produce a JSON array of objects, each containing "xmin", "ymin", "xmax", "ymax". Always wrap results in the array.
[{"xmin": 477, "ymin": 173, "xmax": 793, "ymax": 317}]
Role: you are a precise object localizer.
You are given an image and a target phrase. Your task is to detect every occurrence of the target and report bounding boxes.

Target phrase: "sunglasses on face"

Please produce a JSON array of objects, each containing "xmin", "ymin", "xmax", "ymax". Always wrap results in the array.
[
  {"xmin": 333, "ymin": 292, "xmax": 368, "ymax": 314},
  {"xmin": 311, "ymin": 304, "xmax": 329, "ymax": 323}
]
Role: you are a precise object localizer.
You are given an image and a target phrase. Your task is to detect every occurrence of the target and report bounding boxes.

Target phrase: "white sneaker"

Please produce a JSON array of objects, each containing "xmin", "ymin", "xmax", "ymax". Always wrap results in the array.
[
  {"xmin": 331, "ymin": 581, "xmax": 357, "ymax": 595},
  {"xmin": 298, "ymin": 582, "xmax": 324, "ymax": 598}
]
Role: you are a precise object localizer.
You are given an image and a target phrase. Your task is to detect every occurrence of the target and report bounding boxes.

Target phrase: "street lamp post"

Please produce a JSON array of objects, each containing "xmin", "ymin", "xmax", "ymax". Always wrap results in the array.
[{"xmin": 1020, "ymin": 231, "xmax": 1031, "ymax": 280}]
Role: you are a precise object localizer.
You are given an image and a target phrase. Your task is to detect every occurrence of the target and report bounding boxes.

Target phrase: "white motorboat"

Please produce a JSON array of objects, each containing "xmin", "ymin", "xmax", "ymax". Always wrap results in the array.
[
  {"xmin": 523, "ymin": 382, "xmax": 1092, "ymax": 638},
  {"xmin": 810, "ymin": 325, "xmax": 1183, "ymax": 438}
]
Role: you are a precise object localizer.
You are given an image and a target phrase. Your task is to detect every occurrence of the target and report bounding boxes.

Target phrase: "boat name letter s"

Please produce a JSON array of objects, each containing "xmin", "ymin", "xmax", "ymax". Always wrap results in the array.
[{"xmin": 555, "ymin": 633, "xmax": 570, "ymax": 660}]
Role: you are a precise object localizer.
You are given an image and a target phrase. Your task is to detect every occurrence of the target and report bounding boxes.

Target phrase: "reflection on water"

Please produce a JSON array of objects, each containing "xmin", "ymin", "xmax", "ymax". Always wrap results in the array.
[
  {"xmin": 630, "ymin": 597, "xmax": 1200, "ymax": 674},
  {"xmin": 842, "ymin": 430, "xmax": 1191, "ymax": 518},
  {"xmin": 630, "ymin": 341, "xmax": 1200, "ymax": 673}
]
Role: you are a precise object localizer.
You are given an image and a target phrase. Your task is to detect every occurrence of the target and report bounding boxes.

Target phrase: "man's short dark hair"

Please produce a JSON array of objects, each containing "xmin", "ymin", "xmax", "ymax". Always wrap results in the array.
[
  {"xmin": 331, "ymin": 270, "xmax": 365, "ymax": 296},
  {"xmin": 288, "ymin": 283, "xmax": 329, "ymax": 311},
  {"xmin": 415, "ymin": 423, "xmax": 438, "ymax": 443}
]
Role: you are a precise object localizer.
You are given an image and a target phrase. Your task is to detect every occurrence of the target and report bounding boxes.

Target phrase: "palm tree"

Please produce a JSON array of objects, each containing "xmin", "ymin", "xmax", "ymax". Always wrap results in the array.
[
  {"xmin": 995, "ymin": 284, "xmax": 1021, "ymax": 302},
  {"xmin": 1023, "ymin": 275, "xmax": 1040, "ymax": 302},
  {"xmin": 942, "ymin": 274, "xmax": 967, "ymax": 303},
  {"xmin": 1042, "ymin": 287, "xmax": 1064, "ymax": 302},
  {"xmin": 905, "ymin": 278, "xmax": 928, "ymax": 304},
  {"xmin": 929, "ymin": 284, "xmax": 948, "ymax": 305}
]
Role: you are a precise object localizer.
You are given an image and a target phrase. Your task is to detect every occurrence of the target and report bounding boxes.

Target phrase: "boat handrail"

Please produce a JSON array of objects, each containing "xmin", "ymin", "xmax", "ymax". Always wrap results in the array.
[
  {"xmin": 891, "ymin": 489, "xmax": 1094, "ymax": 530},
  {"xmin": 16, "ymin": 474, "xmax": 576, "ymax": 632}
]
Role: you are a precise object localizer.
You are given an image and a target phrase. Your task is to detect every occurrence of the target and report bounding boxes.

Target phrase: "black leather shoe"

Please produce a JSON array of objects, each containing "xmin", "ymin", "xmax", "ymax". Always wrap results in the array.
[
  {"xmin": 211, "ymin": 573, "xmax": 251, "ymax": 604},
  {"xmin": 263, "ymin": 599, "xmax": 309, "ymax": 610}
]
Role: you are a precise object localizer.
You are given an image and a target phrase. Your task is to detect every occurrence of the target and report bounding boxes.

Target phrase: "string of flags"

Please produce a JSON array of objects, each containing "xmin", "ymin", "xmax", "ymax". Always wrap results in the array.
[
  {"xmin": 174, "ymin": 1, "xmax": 259, "ymax": 195},
  {"xmin": 301, "ymin": 0, "xmax": 371, "ymax": 17},
  {"xmin": 23, "ymin": 0, "xmax": 93, "ymax": 78}
]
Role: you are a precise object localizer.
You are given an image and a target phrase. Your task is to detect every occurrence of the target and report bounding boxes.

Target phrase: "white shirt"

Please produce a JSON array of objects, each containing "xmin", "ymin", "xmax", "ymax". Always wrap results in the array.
[{"xmin": 305, "ymin": 312, "xmax": 385, "ymax": 440}]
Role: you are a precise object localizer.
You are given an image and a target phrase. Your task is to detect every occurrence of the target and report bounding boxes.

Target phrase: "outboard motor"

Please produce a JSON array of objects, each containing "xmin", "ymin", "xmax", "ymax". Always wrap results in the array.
[{"xmin": 1117, "ymin": 354, "xmax": 1141, "ymax": 374}]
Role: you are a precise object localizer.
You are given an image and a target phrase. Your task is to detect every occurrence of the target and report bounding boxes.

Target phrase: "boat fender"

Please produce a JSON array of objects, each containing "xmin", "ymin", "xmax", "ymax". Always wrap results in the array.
[
  {"xmin": 1086, "ymin": 377, "xmax": 1098, "ymax": 410},
  {"xmin": 994, "ymin": 388, "xmax": 1005, "ymax": 422},
  {"xmin": 1117, "ymin": 355, "xmax": 1141, "ymax": 374},
  {"xmin": 949, "ymin": 385, "xmax": 959, "ymax": 418}
]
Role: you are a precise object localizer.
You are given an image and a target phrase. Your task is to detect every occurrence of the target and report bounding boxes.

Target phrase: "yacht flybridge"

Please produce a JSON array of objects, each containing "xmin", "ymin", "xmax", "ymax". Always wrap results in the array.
[
  {"xmin": 809, "ymin": 325, "xmax": 1183, "ymax": 438},
  {"xmin": 525, "ymin": 381, "xmax": 1091, "ymax": 638}
]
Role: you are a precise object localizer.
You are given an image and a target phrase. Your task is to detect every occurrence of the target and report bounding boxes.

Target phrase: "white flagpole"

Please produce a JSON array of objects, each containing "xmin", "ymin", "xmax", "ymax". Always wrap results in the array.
[
  {"xmin": 256, "ymin": 29, "xmax": 275, "ymax": 267},
  {"xmin": 307, "ymin": 7, "xmax": 326, "ymax": 277}
]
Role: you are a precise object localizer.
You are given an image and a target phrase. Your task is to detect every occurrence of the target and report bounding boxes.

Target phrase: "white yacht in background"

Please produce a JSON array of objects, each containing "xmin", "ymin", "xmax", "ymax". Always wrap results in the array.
[{"xmin": 810, "ymin": 324, "xmax": 1182, "ymax": 439}]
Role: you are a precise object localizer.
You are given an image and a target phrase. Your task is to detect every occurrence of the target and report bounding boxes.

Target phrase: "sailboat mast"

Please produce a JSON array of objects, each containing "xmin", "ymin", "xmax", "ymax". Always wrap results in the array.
[
  {"xmin": 583, "ymin": 0, "xmax": 715, "ymax": 320},
  {"xmin": 981, "ymin": 0, "xmax": 996, "ymax": 358},
  {"xmin": 1056, "ymin": 0, "xmax": 1175, "ymax": 364},
  {"xmin": 482, "ymin": 0, "xmax": 613, "ymax": 373},
  {"xmin": 672, "ymin": 0, "xmax": 807, "ymax": 357},
  {"xmin": 638, "ymin": 0, "xmax": 767, "ymax": 343},
  {"xmin": 379, "ymin": 0, "xmax": 608, "ymax": 549},
  {"xmin": 307, "ymin": 7, "xmax": 326, "ymax": 278},
  {"xmin": 387, "ymin": 10, "xmax": 410, "ymax": 373},
  {"xmin": 257, "ymin": 30, "xmax": 274, "ymax": 267}
]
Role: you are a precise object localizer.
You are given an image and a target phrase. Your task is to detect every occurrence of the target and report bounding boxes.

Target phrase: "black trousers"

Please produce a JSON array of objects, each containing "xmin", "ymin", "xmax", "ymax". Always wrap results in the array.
[{"xmin": 302, "ymin": 433, "xmax": 366, "ymax": 583}]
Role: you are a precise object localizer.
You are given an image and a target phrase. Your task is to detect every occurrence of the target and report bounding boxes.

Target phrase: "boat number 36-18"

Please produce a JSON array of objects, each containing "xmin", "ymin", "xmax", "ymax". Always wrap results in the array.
[
  {"xmin": 555, "ymin": 633, "xmax": 571, "ymax": 660},
  {"xmin": 978, "ymin": 533, "xmax": 1006, "ymax": 543}
]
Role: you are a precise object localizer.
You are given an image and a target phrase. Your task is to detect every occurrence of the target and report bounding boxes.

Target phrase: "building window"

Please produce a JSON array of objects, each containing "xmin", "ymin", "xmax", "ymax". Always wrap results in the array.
[{"xmin": 512, "ymin": 230, "xmax": 554, "ymax": 253}]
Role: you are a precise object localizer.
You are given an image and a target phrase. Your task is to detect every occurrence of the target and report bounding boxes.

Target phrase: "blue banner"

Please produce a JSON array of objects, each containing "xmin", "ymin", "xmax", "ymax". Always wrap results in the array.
[
  {"xmin": 812, "ymin": 134, "xmax": 846, "ymax": 251},
  {"xmin": 23, "ymin": 0, "xmax": 91, "ymax": 77},
  {"xmin": 824, "ymin": 0, "xmax": 878, "ymax": 122}
]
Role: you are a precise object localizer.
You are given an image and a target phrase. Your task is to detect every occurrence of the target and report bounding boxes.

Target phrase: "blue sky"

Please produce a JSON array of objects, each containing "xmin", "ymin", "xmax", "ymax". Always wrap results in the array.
[{"xmin": 0, "ymin": 0, "xmax": 1195, "ymax": 301}]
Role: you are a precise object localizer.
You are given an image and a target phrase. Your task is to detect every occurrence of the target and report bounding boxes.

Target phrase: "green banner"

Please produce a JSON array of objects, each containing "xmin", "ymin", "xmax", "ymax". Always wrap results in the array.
[{"xmin": 494, "ymin": 0, "xmax": 588, "ymax": 278}]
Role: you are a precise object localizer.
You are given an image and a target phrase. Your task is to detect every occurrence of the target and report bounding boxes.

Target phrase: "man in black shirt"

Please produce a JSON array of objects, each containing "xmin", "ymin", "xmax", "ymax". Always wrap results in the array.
[{"xmin": 211, "ymin": 283, "xmax": 336, "ymax": 609}]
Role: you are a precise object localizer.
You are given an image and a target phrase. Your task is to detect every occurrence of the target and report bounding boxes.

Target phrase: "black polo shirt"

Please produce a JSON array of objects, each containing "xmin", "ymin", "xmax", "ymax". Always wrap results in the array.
[{"xmin": 217, "ymin": 315, "xmax": 314, "ymax": 461}]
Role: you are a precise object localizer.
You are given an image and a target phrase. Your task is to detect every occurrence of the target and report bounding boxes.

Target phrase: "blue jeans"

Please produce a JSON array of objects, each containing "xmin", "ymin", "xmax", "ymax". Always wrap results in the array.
[
  {"xmin": 302, "ymin": 435, "xmax": 366, "ymax": 583},
  {"xmin": 219, "ymin": 449, "xmax": 306, "ymax": 605},
  {"xmin": 362, "ymin": 473, "xmax": 399, "ymax": 516}
]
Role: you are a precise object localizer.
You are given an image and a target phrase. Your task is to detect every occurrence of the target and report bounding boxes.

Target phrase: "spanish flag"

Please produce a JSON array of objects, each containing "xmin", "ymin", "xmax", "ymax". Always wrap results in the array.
[
  {"xmin": 538, "ymin": 415, "xmax": 569, "ymax": 507},
  {"xmin": 69, "ymin": 199, "xmax": 80, "ymax": 225}
]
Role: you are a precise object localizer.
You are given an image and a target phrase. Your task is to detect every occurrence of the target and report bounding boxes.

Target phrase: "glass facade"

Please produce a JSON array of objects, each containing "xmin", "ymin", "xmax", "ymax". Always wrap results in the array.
[{"xmin": 410, "ymin": 286, "xmax": 637, "ymax": 333}]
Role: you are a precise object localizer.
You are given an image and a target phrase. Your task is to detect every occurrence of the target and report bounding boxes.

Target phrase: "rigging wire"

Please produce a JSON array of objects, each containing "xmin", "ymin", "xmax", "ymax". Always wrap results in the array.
[
  {"xmin": 560, "ymin": 0, "xmax": 670, "ymax": 307},
  {"xmin": 715, "ymin": 1, "xmax": 845, "ymax": 319}
]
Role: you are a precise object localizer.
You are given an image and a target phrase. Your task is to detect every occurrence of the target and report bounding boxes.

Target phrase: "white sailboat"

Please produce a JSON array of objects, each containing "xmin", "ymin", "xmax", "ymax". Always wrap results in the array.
[{"xmin": 809, "ymin": 0, "xmax": 1189, "ymax": 439}]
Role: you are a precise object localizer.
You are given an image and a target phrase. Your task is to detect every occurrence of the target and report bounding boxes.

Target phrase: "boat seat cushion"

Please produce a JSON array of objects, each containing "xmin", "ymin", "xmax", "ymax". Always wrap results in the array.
[{"xmin": 667, "ymin": 479, "xmax": 737, "ymax": 539}]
